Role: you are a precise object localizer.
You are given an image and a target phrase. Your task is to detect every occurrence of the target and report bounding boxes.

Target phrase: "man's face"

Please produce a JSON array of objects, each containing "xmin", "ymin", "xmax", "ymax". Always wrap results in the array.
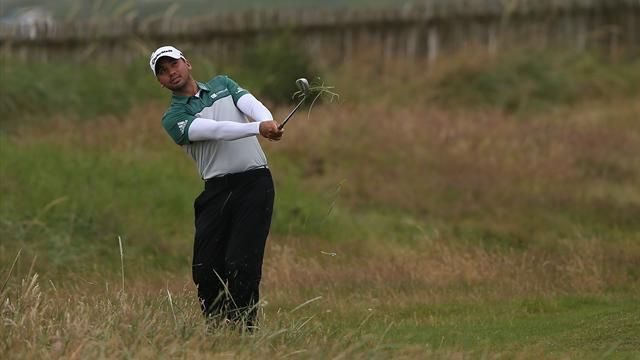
[{"xmin": 155, "ymin": 57, "xmax": 192, "ymax": 91}]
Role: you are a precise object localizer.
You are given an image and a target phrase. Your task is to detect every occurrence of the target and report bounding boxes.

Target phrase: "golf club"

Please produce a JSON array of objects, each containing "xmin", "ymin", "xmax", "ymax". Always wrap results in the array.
[{"xmin": 278, "ymin": 78, "xmax": 310, "ymax": 130}]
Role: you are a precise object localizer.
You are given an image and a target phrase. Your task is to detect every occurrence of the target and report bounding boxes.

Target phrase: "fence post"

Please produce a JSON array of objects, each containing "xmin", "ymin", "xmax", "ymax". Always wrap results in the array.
[
  {"xmin": 488, "ymin": 22, "xmax": 498, "ymax": 56},
  {"xmin": 428, "ymin": 26, "xmax": 439, "ymax": 64},
  {"xmin": 407, "ymin": 25, "xmax": 419, "ymax": 59}
]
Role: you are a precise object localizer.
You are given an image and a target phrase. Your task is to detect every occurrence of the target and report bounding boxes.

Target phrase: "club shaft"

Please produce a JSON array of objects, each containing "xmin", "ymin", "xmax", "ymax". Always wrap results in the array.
[{"xmin": 278, "ymin": 97, "xmax": 306, "ymax": 130}]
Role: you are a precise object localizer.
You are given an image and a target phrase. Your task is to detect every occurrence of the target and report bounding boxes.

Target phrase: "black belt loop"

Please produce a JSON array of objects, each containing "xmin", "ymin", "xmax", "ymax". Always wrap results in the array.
[{"xmin": 204, "ymin": 167, "xmax": 269, "ymax": 190}]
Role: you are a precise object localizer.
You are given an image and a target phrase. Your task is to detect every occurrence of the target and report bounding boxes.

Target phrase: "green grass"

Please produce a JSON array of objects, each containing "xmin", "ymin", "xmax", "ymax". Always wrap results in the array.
[
  {"xmin": 0, "ymin": 134, "xmax": 403, "ymax": 275},
  {"xmin": 0, "ymin": 137, "xmax": 197, "ymax": 274},
  {"xmin": 0, "ymin": 57, "xmax": 165, "ymax": 123},
  {"xmin": 345, "ymin": 296, "xmax": 640, "ymax": 357},
  {"xmin": 0, "ymin": 37, "xmax": 315, "ymax": 125},
  {"xmin": 430, "ymin": 50, "xmax": 640, "ymax": 113},
  {"xmin": 3, "ymin": 49, "xmax": 637, "ymax": 125},
  {"xmin": 388, "ymin": 298, "xmax": 640, "ymax": 358}
]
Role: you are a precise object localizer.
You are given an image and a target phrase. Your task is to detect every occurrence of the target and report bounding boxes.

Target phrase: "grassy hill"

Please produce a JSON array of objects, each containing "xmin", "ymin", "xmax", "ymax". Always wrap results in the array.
[{"xmin": 1, "ymin": 47, "xmax": 639, "ymax": 357}]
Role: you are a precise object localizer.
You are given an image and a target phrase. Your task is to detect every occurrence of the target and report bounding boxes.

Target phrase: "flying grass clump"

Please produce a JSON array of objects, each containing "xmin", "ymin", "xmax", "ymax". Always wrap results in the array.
[{"xmin": 293, "ymin": 78, "xmax": 339, "ymax": 116}]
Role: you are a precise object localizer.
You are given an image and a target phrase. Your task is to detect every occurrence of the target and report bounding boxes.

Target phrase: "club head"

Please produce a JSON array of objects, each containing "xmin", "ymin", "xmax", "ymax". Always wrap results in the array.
[{"xmin": 296, "ymin": 78, "xmax": 310, "ymax": 96}]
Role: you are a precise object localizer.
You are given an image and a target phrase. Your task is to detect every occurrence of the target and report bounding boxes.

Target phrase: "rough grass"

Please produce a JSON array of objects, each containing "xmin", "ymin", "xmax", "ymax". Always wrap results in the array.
[
  {"xmin": 2, "ymin": 240, "xmax": 639, "ymax": 358},
  {"xmin": 271, "ymin": 99, "xmax": 640, "ymax": 247},
  {"xmin": 2, "ymin": 49, "xmax": 640, "ymax": 357}
]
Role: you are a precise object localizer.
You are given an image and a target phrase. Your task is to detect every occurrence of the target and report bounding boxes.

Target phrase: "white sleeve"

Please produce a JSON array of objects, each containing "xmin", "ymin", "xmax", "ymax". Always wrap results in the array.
[
  {"xmin": 188, "ymin": 118, "xmax": 260, "ymax": 141},
  {"xmin": 237, "ymin": 93, "xmax": 273, "ymax": 122}
]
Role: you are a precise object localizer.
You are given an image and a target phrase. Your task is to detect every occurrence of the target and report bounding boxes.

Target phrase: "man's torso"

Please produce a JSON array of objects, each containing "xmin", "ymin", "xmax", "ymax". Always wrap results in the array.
[{"xmin": 162, "ymin": 76, "xmax": 267, "ymax": 179}]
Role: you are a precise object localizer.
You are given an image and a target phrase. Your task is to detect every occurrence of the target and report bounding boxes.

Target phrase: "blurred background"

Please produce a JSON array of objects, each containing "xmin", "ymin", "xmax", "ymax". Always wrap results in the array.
[{"xmin": 1, "ymin": 0, "xmax": 639, "ymax": 357}]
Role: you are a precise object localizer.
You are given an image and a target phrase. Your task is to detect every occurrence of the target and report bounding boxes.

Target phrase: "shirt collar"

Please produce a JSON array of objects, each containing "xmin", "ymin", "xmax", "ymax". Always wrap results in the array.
[
  {"xmin": 171, "ymin": 81, "xmax": 210, "ymax": 104},
  {"xmin": 197, "ymin": 81, "xmax": 210, "ymax": 91}
]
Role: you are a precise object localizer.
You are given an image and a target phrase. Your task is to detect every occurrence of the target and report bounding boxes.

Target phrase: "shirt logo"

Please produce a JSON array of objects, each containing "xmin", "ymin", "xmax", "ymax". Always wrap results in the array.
[
  {"xmin": 211, "ymin": 89, "xmax": 228, "ymax": 99},
  {"xmin": 177, "ymin": 120, "xmax": 188, "ymax": 134}
]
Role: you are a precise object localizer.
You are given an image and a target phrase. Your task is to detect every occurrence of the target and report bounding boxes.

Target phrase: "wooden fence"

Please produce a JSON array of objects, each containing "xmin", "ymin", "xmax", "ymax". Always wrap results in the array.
[{"xmin": 0, "ymin": 0, "xmax": 638, "ymax": 63}]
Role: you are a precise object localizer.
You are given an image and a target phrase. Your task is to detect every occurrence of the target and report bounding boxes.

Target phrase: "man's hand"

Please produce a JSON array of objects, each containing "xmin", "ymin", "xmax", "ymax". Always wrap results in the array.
[{"xmin": 259, "ymin": 121, "xmax": 284, "ymax": 141}]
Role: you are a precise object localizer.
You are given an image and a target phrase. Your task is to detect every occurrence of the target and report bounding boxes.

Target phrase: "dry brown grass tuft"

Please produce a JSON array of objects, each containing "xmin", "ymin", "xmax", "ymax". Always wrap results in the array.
[
  {"xmin": 262, "ymin": 237, "xmax": 640, "ymax": 307},
  {"xmin": 16, "ymin": 104, "xmax": 170, "ymax": 151},
  {"xmin": 0, "ymin": 272, "xmax": 457, "ymax": 359},
  {"xmin": 269, "ymin": 97, "xmax": 640, "ymax": 214}
]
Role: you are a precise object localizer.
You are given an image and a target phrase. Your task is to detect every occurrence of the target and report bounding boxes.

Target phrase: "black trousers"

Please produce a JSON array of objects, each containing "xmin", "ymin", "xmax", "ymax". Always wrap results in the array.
[{"xmin": 192, "ymin": 167, "xmax": 274, "ymax": 326}]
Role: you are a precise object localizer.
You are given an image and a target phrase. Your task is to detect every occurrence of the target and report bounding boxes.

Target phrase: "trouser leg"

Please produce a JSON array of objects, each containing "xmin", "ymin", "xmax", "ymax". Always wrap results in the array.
[
  {"xmin": 192, "ymin": 188, "xmax": 233, "ymax": 319},
  {"xmin": 225, "ymin": 173, "xmax": 274, "ymax": 326}
]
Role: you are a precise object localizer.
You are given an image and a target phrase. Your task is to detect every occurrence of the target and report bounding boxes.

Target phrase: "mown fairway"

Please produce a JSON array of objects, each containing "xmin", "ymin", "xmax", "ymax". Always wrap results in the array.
[{"xmin": 1, "ymin": 50, "xmax": 639, "ymax": 358}]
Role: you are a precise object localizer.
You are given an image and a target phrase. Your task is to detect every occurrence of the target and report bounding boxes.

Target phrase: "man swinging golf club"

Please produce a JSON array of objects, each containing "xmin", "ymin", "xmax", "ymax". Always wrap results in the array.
[{"xmin": 149, "ymin": 45, "xmax": 283, "ymax": 330}]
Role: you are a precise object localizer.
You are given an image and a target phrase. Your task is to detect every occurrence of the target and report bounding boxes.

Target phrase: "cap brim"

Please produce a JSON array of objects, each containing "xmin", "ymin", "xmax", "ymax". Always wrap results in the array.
[{"xmin": 152, "ymin": 54, "xmax": 184, "ymax": 76}]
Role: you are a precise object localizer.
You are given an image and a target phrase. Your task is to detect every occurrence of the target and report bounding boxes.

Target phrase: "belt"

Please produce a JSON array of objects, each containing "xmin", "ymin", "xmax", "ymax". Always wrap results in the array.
[{"xmin": 204, "ymin": 167, "xmax": 269, "ymax": 190}]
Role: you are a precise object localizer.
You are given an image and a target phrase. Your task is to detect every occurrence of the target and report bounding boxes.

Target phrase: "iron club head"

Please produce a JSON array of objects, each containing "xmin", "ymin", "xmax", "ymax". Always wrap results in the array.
[
  {"xmin": 296, "ymin": 78, "xmax": 310, "ymax": 96},
  {"xmin": 278, "ymin": 78, "xmax": 310, "ymax": 130}
]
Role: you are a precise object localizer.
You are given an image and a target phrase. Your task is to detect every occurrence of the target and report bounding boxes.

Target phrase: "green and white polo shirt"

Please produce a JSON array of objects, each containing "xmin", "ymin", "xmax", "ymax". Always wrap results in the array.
[{"xmin": 161, "ymin": 75, "xmax": 267, "ymax": 179}]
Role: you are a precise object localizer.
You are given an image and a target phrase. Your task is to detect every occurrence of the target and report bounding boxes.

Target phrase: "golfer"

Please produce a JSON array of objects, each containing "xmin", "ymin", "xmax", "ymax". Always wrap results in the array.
[{"xmin": 149, "ymin": 46, "xmax": 283, "ymax": 329}]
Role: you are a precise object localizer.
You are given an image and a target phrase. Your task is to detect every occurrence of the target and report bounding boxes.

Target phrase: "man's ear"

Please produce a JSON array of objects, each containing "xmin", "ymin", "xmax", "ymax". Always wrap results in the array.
[{"xmin": 184, "ymin": 59, "xmax": 192, "ymax": 70}]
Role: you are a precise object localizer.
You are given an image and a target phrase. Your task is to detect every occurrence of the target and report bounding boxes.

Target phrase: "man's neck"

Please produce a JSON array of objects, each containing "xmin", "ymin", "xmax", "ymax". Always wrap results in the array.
[{"xmin": 173, "ymin": 78, "xmax": 198, "ymax": 97}]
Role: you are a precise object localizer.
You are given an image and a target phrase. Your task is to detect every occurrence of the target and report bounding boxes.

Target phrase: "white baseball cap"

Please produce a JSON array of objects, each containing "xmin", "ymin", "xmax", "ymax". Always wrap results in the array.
[{"xmin": 149, "ymin": 46, "xmax": 185, "ymax": 76}]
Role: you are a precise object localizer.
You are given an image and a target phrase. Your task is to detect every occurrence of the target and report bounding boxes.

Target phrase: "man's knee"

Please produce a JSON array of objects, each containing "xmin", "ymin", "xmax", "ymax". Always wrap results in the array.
[{"xmin": 226, "ymin": 259, "xmax": 261, "ymax": 282}]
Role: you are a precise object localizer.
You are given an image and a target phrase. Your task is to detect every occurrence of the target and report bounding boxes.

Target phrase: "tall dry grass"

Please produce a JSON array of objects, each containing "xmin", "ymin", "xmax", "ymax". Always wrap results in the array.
[
  {"xmin": 3, "ymin": 235, "xmax": 637, "ymax": 358},
  {"xmin": 263, "ymin": 237, "xmax": 640, "ymax": 305}
]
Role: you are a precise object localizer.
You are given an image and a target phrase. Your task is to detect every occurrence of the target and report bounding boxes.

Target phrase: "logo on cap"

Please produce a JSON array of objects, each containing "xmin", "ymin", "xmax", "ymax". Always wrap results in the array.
[{"xmin": 149, "ymin": 46, "xmax": 184, "ymax": 75}]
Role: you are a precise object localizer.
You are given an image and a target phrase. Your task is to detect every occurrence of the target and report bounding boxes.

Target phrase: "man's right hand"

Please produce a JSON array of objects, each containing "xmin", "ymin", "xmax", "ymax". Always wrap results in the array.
[{"xmin": 259, "ymin": 121, "xmax": 284, "ymax": 141}]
